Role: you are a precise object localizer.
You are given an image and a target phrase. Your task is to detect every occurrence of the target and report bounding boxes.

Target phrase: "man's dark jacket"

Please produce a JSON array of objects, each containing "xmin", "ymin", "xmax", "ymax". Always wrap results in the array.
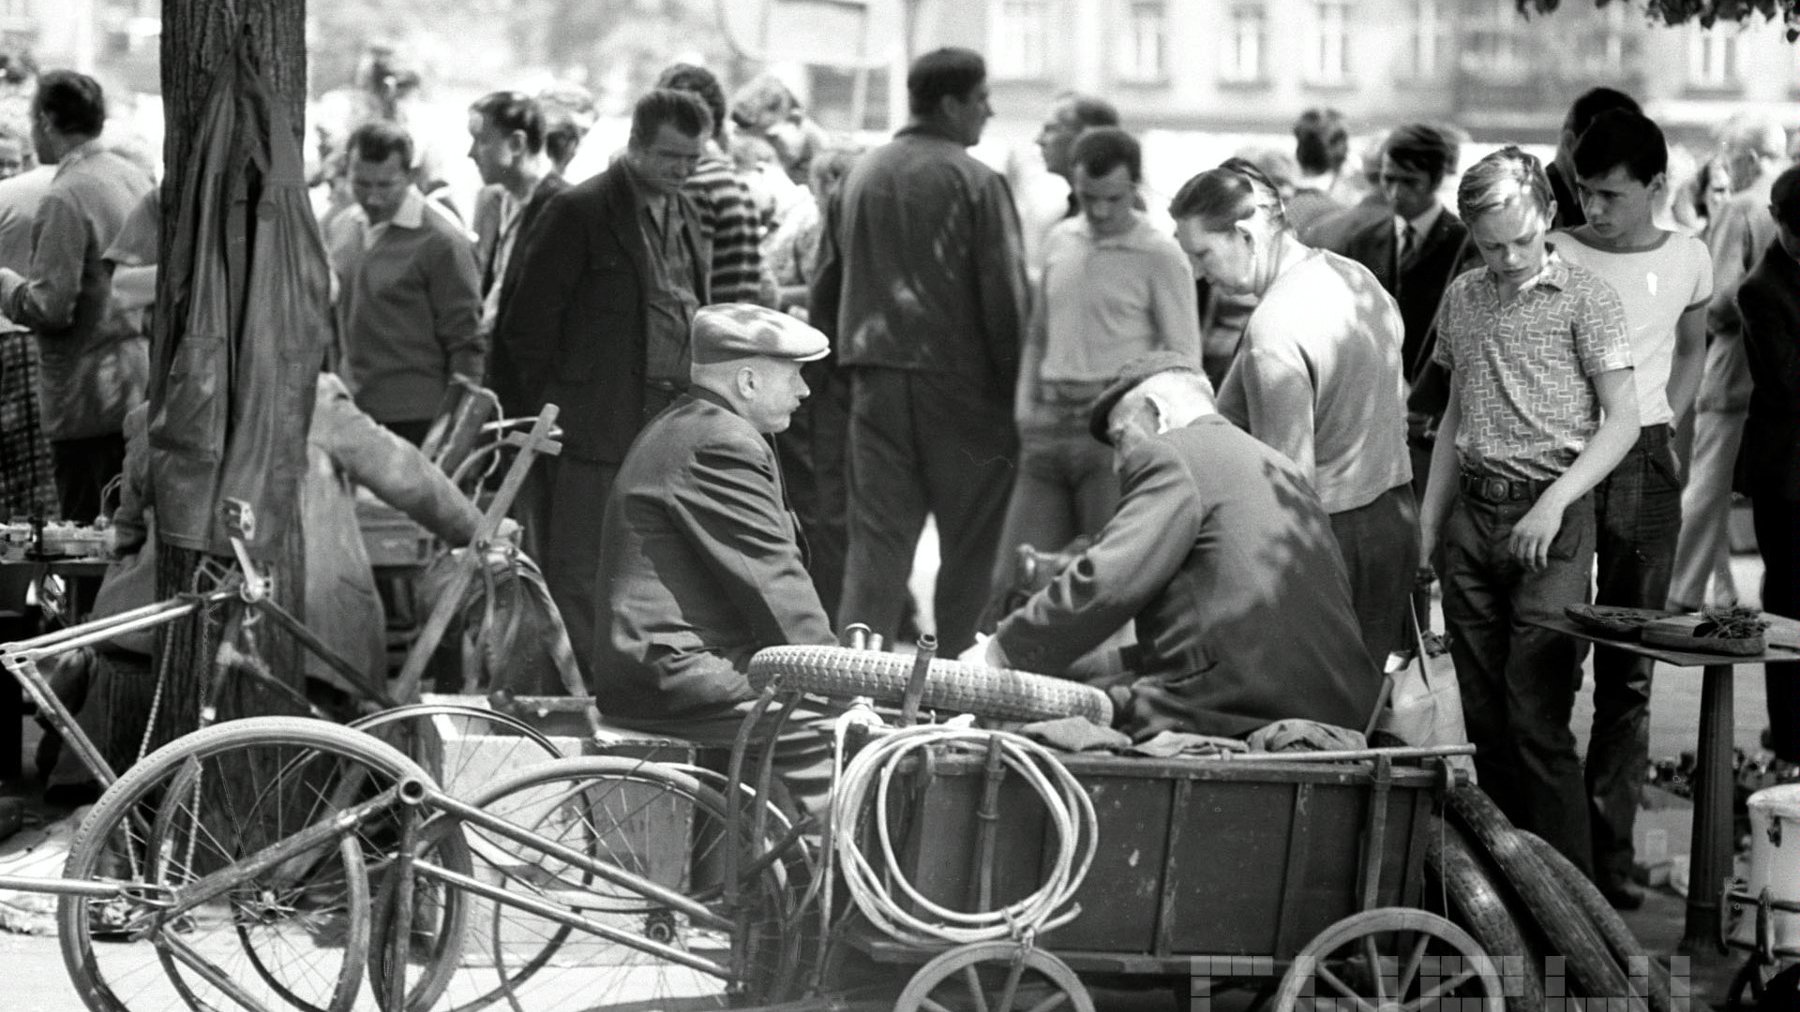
[
  {"xmin": 478, "ymin": 173, "xmax": 569, "ymax": 415},
  {"xmin": 994, "ymin": 415, "xmax": 1379, "ymax": 739},
  {"xmin": 1326, "ymin": 208, "xmax": 1476, "ymax": 382},
  {"xmin": 1734, "ymin": 240, "xmax": 1800, "ymax": 503},
  {"xmin": 495, "ymin": 161, "xmax": 707, "ymax": 460},
  {"xmin": 594, "ymin": 388, "xmax": 835, "ymax": 717}
]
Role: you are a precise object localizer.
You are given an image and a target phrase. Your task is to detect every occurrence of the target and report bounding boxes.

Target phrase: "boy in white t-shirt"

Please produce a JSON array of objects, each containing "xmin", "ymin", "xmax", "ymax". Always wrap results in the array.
[{"xmin": 1555, "ymin": 110, "xmax": 1712, "ymax": 909}]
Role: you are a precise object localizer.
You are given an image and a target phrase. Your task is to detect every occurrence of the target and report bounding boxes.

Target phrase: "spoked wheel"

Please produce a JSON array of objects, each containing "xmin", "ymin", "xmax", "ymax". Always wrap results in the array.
[
  {"xmin": 1272, "ymin": 908, "xmax": 1505, "ymax": 1012},
  {"xmin": 893, "ymin": 941, "xmax": 1095, "ymax": 1012},
  {"xmin": 350, "ymin": 702, "xmax": 565, "ymax": 797},
  {"xmin": 398, "ymin": 756, "xmax": 799, "ymax": 1011},
  {"xmin": 57, "ymin": 717, "xmax": 441, "ymax": 1012}
]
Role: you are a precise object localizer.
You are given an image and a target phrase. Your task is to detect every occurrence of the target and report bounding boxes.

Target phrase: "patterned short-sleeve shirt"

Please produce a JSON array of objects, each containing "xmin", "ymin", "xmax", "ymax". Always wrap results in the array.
[{"xmin": 1433, "ymin": 251, "xmax": 1634, "ymax": 481}]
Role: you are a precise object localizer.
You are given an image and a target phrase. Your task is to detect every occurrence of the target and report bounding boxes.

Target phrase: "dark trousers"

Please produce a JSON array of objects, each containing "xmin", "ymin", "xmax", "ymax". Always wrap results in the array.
[
  {"xmin": 1586, "ymin": 425, "xmax": 1682, "ymax": 888},
  {"xmin": 1441, "ymin": 492, "xmax": 1596, "ymax": 874},
  {"xmin": 1329, "ymin": 482, "xmax": 1420, "ymax": 666},
  {"xmin": 775, "ymin": 361, "xmax": 850, "ymax": 622},
  {"xmin": 1754, "ymin": 493, "xmax": 1800, "ymax": 763},
  {"xmin": 987, "ymin": 413, "xmax": 1120, "ymax": 615},
  {"xmin": 546, "ymin": 386, "xmax": 683, "ymax": 681},
  {"xmin": 608, "ymin": 699, "xmax": 840, "ymax": 819},
  {"xmin": 838, "ymin": 368, "xmax": 1016, "ymax": 655},
  {"xmin": 51, "ymin": 432, "xmax": 126, "ymax": 523}
]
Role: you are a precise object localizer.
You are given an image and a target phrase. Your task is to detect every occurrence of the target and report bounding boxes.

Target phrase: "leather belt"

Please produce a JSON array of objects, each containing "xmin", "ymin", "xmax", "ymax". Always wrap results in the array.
[{"xmin": 1459, "ymin": 471, "xmax": 1555, "ymax": 505}]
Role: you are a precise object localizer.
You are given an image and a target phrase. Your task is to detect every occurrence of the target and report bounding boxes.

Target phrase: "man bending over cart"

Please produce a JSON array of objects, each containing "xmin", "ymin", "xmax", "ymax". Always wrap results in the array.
[
  {"xmin": 963, "ymin": 351, "xmax": 1382, "ymax": 740},
  {"xmin": 592, "ymin": 303, "xmax": 840, "ymax": 815}
]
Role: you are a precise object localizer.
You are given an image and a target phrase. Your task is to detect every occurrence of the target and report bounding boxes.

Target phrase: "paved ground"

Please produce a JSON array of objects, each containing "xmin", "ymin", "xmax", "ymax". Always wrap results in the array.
[{"xmin": 0, "ymin": 552, "xmax": 1784, "ymax": 1009}]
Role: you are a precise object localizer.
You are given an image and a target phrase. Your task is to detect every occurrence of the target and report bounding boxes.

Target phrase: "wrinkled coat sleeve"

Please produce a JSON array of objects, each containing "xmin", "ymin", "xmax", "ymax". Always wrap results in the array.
[
  {"xmin": 0, "ymin": 191, "xmax": 85, "ymax": 331},
  {"xmin": 669, "ymin": 438, "xmax": 834, "ymax": 651},
  {"xmin": 312, "ymin": 375, "xmax": 483, "ymax": 545},
  {"xmin": 974, "ymin": 174, "xmax": 1028, "ymax": 398},
  {"xmin": 995, "ymin": 438, "xmax": 1201, "ymax": 672},
  {"xmin": 495, "ymin": 190, "xmax": 589, "ymax": 403}
]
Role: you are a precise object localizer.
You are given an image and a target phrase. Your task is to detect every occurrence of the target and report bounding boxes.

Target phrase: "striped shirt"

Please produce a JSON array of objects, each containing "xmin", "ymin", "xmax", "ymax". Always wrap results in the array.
[{"xmin": 683, "ymin": 155, "xmax": 767, "ymax": 305}]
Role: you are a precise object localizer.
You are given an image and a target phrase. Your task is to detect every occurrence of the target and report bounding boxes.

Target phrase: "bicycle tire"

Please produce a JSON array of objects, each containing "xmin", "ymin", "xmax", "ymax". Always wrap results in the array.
[
  {"xmin": 433, "ymin": 755, "xmax": 799, "ymax": 1011},
  {"xmin": 1444, "ymin": 784, "xmax": 1631, "ymax": 1001},
  {"xmin": 58, "ymin": 716, "xmax": 435, "ymax": 1012},
  {"xmin": 748, "ymin": 645, "xmax": 1113, "ymax": 725},
  {"xmin": 1520, "ymin": 830, "xmax": 1672, "ymax": 1012},
  {"xmin": 351, "ymin": 702, "xmax": 565, "ymax": 796},
  {"xmin": 1424, "ymin": 817, "xmax": 1546, "ymax": 1012}
]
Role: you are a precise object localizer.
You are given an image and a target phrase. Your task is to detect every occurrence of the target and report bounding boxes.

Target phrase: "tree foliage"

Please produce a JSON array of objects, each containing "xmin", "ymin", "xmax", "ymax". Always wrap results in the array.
[{"xmin": 1517, "ymin": 0, "xmax": 1800, "ymax": 39}]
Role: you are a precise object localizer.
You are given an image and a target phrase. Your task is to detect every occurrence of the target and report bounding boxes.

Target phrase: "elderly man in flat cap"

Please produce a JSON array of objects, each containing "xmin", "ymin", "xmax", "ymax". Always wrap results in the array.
[
  {"xmin": 594, "ymin": 302, "xmax": 839, "ymax": 812},
  {"xmin": 965, "ymin": 351, "xmax": 1380, "ymax": 740}
]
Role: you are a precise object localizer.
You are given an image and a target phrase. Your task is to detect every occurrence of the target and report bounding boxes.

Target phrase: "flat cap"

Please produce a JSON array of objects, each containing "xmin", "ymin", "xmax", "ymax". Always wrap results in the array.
[
  {"xmin": 692, "ymin": 303, "xmax": 829, "ymax": 365},
  {"xmin": 1088, "ymin": 350, "xmax": 1201, "ymax": 445}
]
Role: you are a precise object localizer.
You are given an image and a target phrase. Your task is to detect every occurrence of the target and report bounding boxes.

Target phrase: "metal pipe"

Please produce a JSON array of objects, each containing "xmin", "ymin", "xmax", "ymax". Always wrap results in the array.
[
  {"xmin": 252, "ymin": 595, "xmax": 397, "ymax": 708},
  {"xmin": 0, "ymin": 874, "xmax": 160, "ymax": 899},
  {"xmin": 1218, "ymin": 745, "xmax": 1477, "ymax": 764},
  {"xmin": 3, "ymin": 654, "xmax": 118, "ymax": 786},
  {"xmin": 899, "ymin": 634, "xmax": 937, "ymax": 724},
  {"xmin": 162, "ymin": 782, "xmax": 413, "ymax": 921},
  {"xmin": 411, "ymin": 858, "xmax": 736, "ymax": 980},
  {"xmin": 420, "ymin": 786, "xmax": 731, "ymax": 932}
]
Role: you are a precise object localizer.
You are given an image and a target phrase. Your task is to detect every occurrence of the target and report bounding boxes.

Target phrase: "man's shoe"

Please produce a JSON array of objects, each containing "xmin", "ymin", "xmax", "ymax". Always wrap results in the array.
[{"xmin": 1599, "ymin": 880, "xmax": 1645, "ymax": 911}]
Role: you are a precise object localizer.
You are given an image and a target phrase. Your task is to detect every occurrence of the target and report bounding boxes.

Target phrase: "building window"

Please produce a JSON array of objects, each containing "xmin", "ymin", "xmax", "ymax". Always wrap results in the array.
[
  {"xmin": 1462, "ymin": 0, "xmax": 1524, "ymax": 77},
  {"xmin": 990, "ymin": 0, "xmax": 1053, "ymax": 80},
  {"xmin": 1309, "ymin": 1, "xmax": 1351, "ymax": 84},
  {"xmin": 1220, "ymin": 3, "xmax": 1265, "ymax": 83},
  {"xmin": 1580, "ymin": 3, "xmax": 1627, "ymax": 74},
  {"xmin": 1407, "ymin": 0, "xmax": 1444, "ymax": 77},
  {"xmin": 1115, "ymin": 0, "xmax": 1167, "ymax": 83},
  {"xmin": 1687, "ymin": 27, "xmax": 1736, "ymax": 89}
]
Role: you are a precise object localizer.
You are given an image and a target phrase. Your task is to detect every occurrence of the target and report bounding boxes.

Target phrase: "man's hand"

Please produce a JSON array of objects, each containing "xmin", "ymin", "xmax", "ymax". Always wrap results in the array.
[
  {"xmin": 1508, "ymin": 499, "xmax": 1565, "ymax": 572},
  {"xmin": 958, "ymin": 634, "xmax": 1004, "ymax": 669}
]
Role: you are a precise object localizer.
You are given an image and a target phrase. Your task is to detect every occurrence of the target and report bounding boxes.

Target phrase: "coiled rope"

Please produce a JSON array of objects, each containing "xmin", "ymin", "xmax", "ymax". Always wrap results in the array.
[{"xmin": 830, "ymin": 725, "xmax": 1098, "ymax": 947}]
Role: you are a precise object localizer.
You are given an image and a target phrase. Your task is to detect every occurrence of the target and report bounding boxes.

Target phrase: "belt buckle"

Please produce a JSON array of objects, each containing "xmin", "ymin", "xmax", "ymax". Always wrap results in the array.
[{"xmin": 1483, "ymin": 477, "xmax": 1511, "ymax": 503}]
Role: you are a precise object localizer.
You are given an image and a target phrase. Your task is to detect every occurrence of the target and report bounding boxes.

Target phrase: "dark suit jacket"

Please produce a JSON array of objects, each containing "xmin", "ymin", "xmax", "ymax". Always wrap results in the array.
[
  {"xmin": 495, "ymin": 161, "xmax": 708, "ymax": 460},
  {"xmin": 1330, "ymin": 207, "xmax": 1476, "ymax": 381},
  {"xmin": 594, "ymin": 389, "xmax": 835, "ymax": 717},
  {"xmin": 994, "ymin": 415, "xmax": 1379, "ymax": 739},
  {"xmin": 480, "ymin": 175, "xmax": 569, "ymax": 414},
  {"xmin": 1735, "ymin": 239, "xmax": 1800, "ymax": 502}
]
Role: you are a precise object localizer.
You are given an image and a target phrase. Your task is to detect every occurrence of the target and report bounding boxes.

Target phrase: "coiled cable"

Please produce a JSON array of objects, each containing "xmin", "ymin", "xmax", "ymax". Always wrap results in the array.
[{"xmin": 830, "ymin": 724, "xmax": 1098, "ymax": 946}]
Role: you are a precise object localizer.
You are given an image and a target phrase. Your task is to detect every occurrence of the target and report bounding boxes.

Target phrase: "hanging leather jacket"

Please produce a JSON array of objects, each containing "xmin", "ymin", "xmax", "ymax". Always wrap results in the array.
[{"xmin": 149, "ymin": 48, "xmax": 331, "ymax": 555}]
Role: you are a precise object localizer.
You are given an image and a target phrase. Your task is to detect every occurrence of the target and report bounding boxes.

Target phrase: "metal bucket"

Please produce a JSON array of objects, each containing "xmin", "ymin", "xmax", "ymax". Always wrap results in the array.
[{"xmin": 1730, "ymin": 783, "xmax": 1800, "ymax": 954}]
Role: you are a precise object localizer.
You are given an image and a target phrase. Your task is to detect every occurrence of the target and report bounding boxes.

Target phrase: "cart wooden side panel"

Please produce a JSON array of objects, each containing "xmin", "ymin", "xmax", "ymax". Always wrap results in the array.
[{"xmin": 879, "ymin": 753, "xmax": 1439, "ymax": 967}]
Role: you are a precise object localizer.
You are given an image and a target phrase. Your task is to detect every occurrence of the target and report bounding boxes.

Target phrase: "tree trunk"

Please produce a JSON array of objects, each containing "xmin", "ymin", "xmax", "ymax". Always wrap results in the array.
[{"xmin": 147, "ymin": 1, "xmax": 308, "ymax": 751}]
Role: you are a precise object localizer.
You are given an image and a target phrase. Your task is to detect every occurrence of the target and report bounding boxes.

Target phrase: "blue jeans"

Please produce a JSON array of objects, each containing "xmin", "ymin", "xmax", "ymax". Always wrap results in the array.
[
  {"xmin": 1441, "ymin": 491, "xmax": 1596, "ymax": 874},
  {"xmin": 1587, "ymin": 425, "xmax": 1682, "ymax": 888}
]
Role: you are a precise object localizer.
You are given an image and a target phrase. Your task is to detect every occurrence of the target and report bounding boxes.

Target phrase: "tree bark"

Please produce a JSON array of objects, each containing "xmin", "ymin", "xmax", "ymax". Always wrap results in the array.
[{"xmin": 147, "ymin": 1, "xmax": 309, "ymax": 751}]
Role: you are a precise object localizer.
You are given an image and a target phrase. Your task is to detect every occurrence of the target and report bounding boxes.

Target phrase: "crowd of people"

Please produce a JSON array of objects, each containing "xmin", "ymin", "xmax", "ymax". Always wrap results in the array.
[{"xmin": 0, "ymin": 47, "xmax": 1795, "ymax": 904}]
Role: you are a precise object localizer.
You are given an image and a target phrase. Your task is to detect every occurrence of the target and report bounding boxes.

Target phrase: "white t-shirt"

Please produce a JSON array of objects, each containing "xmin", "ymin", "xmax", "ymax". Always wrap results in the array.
[{"xmin": 1551, "ymin": 228, "xmax": 1712, "ymax": 426}]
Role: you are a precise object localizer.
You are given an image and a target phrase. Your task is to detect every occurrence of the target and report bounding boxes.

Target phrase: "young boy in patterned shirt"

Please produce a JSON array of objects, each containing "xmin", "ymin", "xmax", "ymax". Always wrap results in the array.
[{"xmin": 1418, "ymin": 147, "xmax": 1639, "ymax": 875}]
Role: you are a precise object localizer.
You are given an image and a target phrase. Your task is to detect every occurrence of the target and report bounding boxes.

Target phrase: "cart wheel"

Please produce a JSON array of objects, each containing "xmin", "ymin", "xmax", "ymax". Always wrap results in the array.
[
  {"xmin": 749, "ymin": 644, "xmax": 1113, "ymax": 725},
  {"xmin": 894, "ymin": 941, "xmax": 1095, "ymax": 1012},
  {"xmin": 1272, "ymin": 907, "xmax": 1505, "ymax": 1012}
]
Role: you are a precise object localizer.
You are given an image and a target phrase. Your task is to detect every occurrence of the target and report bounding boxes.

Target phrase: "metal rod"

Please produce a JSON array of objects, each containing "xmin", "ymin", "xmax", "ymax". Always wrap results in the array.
[
  {"xmin": 163, "ymin": 782, "xmax": 413, "ymax": 921},
  {"xmin": 387, "ymin": 805, "xmax": 420, "ymax": 1012},
  {"xmin": 3, "ymin": 653, "xmax": 118, "ymax": 786},
  {"xmin": 967, "ymin": 734, "xmax": 1007, "ymax": 914},
  {"xmin": 421, "ymin": 785, "xmax": 731, "ymax": 932},
  {"xmin": 0, "ymin": 874, "xmax": 158, "ymax": 899},
  {"xmin": 0, "ymin": 589, "xmax": 229, "ymax": 657},
  {"xmin": 899, "ymin": 634, "xmax": 937, "ymax": 724},
  {"xmin": 1217, "ymin": 745, "xmax": 1476, "ymax": 764},
  {"xmin": 411, "ymin": 858, "xmax": 735, "ymax": 980},
  {"xmin": 251, "ymin": 595, "xmax": 397, "ymax": 708},
  {"xmin": 157, "ymin": 930, "xmax": 279, "ymax": 1012}
]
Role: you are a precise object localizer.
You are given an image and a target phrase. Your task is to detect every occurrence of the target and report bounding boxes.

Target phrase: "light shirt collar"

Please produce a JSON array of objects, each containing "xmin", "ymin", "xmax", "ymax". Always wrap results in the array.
[
  {"xmin": 1486, "ymin": 246, "xmax": 1571, "ymax": 295},
  {"xmin": 1395, "ymin": 202, "xmax": 1444, "ymax": 245},
  {"xmin": 387, "ymin": 186, "xmax": 428, "ymax": 230},
  {"xmin": 53, "ymin": 137, "xmax": 106, "ymax": 177},
  {"xmin": 1076, "ymin": 211, "xmax": 1153, "ymax": 249}
]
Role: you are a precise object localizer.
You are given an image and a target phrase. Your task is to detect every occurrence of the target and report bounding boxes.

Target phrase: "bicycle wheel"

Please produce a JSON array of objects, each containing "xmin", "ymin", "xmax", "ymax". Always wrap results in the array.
[
  {"xmin": 351, "ymin": 702, "xmax": 565, "ymax": 797},
  {"xmin": 57, "ymin": 716, "xmax": 436, "ymax": 1012},
  {"xmin": 414, "ymin": 756, "xmax": 799, "ymax": 1011}
]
